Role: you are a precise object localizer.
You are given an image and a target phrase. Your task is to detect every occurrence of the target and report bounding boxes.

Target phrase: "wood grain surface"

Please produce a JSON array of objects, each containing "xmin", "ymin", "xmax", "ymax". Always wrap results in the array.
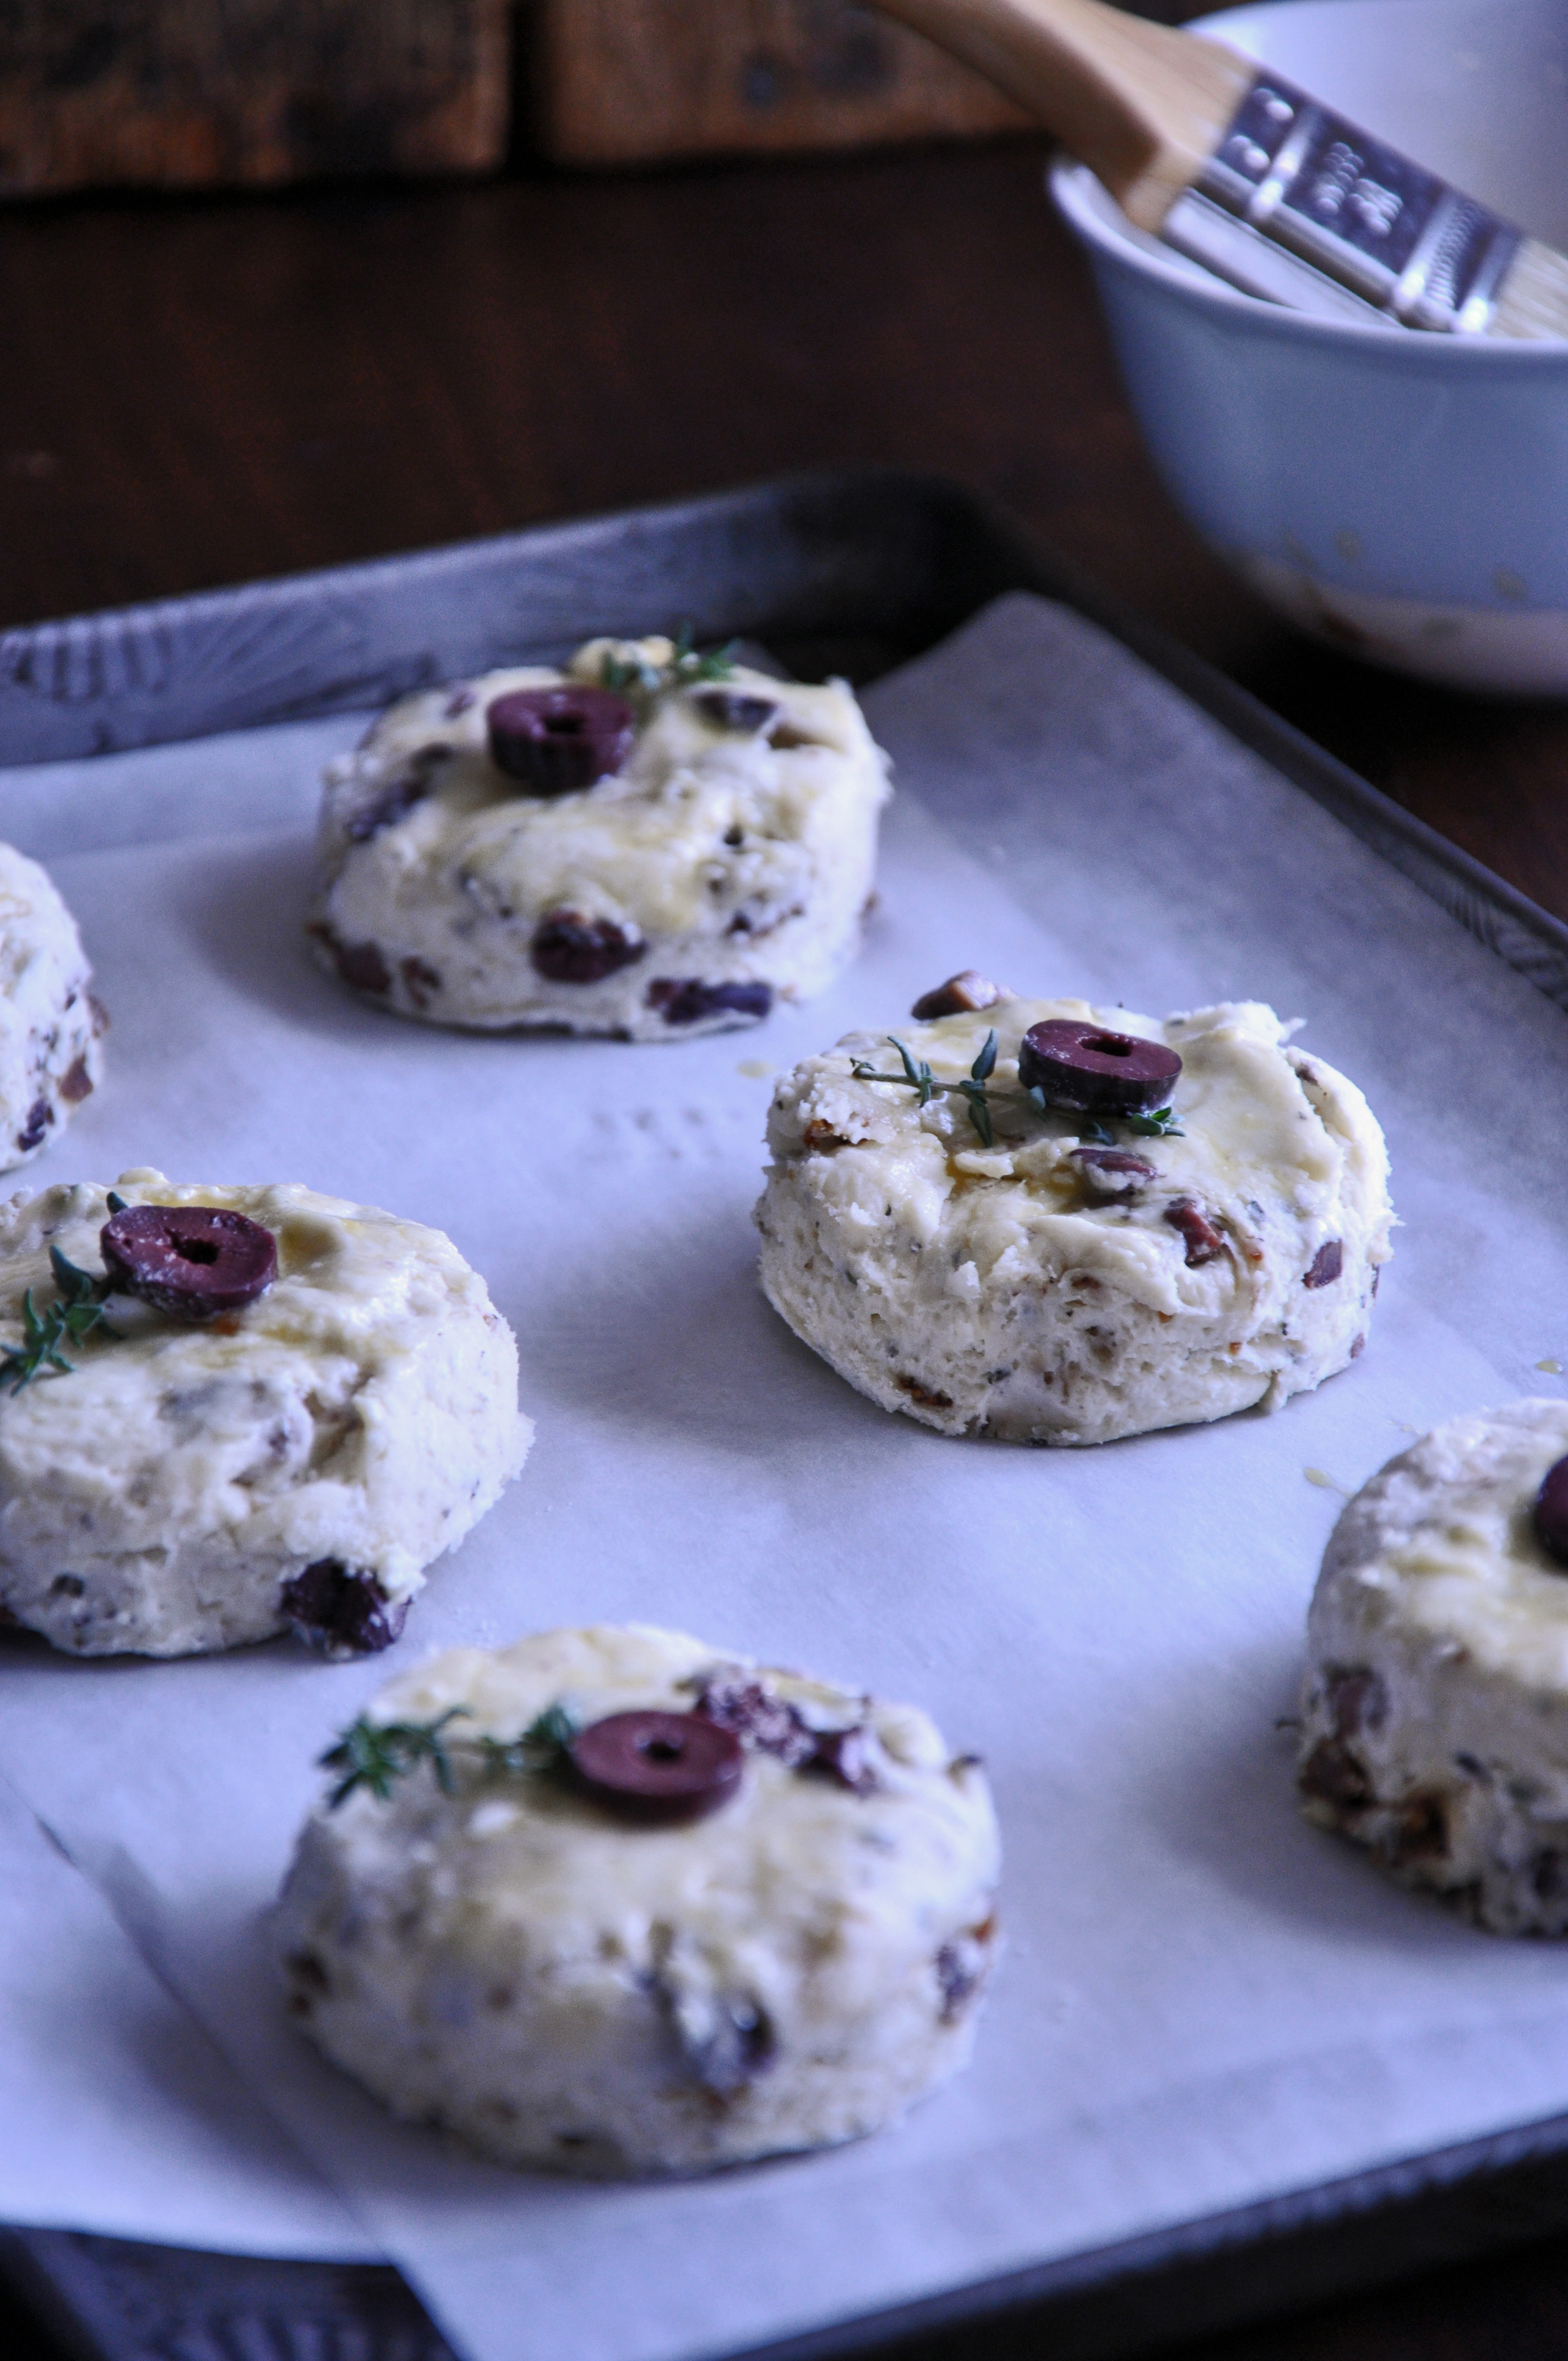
[
  {"xmin": 2, "ymin": 124, "xmax": 1568, "ymax": 2361},
  {"xmin": 0, "ymin": 0, "xmax": 510, "ymax": 194},
  {"xmin": 537, "ymin": 0, "xmax": 1028, "ymax": 164}
]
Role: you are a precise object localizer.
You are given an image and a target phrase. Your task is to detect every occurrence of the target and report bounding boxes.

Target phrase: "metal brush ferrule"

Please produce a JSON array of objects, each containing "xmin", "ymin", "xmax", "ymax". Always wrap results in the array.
[{"xmin": 1166, "ymin": 69, "xmax": 1522, "ymax": 333}]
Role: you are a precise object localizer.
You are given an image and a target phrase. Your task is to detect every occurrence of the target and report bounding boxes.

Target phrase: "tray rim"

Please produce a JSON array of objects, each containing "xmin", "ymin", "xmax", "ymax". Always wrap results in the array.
[
  {"xmin": 4, "ymin": 466, "xmax": 1565, "ymax": 1020},
  {"xmin": 4, "ymin": 465, "xmax": 1568, "ymax": 2361}
]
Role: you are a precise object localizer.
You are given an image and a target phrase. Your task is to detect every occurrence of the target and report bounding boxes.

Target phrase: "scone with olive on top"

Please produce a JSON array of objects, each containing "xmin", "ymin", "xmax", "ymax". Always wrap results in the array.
[
  {"xmin": 0, "ymin": 840, "xmax": 105, "ymax": 1174},
  {"xmin": 0, "ymin": 1170, "xmax": 529, "ymax": 1657},
  {"xmin": 1299, "ymin": 1400, "xmax": 1568, "ymax": 1934},
  {"xmin": 755, "ymin": 973, "xmax": 1392, "ymax": 1445},
  {"xmin": 277, "ymin": 1622, "xmax": 999, "ymax": 2175},
  {"xmin": 309, "ymin": 635, "xmax": 890, "ymax": 1039}
]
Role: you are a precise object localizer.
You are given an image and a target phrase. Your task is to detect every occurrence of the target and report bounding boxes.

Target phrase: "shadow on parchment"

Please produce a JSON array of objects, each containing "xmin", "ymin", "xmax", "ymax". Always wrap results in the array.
[
  {"xmin": 169, "ymin": 831, "xmax": 577, "ymax": 1063},
  {"xmin": 508, "ymin": 1202, "xmax": 911, "ymax": 1465},
  {"xmin": 168, "ymin": 833, "xmax": 369, "ymax": 1040},
  {"xmin": 503, "ymin": 1190, "xmax": 1277, "ymax": 1485},
  {"xmin": 1130, "ymin": 1639, "xmax": 1501, "ymax": 1958},
  {"xmin": 168, "ymin": 830, "xmax": 748, "ymax": 1081}
]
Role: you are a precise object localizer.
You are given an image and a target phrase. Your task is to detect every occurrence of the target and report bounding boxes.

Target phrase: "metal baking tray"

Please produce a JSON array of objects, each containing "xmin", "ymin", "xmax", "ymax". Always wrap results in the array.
[{"xmin": 4, "ymin": 469, "xmax": 1568, "ymax": 2361}]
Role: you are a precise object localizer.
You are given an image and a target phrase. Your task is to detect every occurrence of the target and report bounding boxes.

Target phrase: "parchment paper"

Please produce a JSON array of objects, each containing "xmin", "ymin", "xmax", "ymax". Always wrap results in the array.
[
  {"xmin": 3, "ymin": 592, "xmax": 1568, "ymax": 2360},
  {"xmin": 0, "ymin": 1772, "xmax": 372, "ymax": 2255}
]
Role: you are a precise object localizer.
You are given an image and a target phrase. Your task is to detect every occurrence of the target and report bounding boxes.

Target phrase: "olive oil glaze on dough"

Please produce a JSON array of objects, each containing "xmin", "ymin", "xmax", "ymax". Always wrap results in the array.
[
  {"xmin": 309, "ymin": 636, "xmax": 890, "ymax": 1040},
  {"xmin": 0, "ymin": 1172, "xmax": 529, "ymax": 1656},
  {"xmin": 277, "ymin": 1622, "xmax": 999, "ymax": 2175},
  {"xmin": 756, "ymin": 980, "xmax": 1392, "ymax": 1444}
]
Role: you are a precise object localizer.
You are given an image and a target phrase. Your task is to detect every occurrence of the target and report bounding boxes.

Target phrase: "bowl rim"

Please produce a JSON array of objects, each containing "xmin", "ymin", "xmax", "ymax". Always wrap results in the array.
[
  {"xmin": 1050, "ymin": 157, "xmax": 1568, "ymax": 360},
  {"xmin": 1050, "ymin": 0, "xmax": 1568, "ymax": 367}
]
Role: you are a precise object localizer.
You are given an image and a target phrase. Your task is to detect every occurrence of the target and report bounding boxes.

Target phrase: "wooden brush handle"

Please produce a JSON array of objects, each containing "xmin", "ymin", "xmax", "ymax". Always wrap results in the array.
[{"xmin": 872, "ymin": 0, "xmax": 1253, "ymax": 227}]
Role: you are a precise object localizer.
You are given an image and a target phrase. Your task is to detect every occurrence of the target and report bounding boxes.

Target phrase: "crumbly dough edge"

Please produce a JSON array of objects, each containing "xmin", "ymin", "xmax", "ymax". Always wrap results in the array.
[
  {"xmin": 0, "ymin": 1174, "xmax": 531, "ymax": 1658},
  {"xmin": 1298, "ymin": 1401, "xmax": 1568, "ymax": 1935},
  {"xmin": 754, "ymin": 999, "xmax": 1390, "ymax": 1448},
  {"xmin": 276, "ymin": 1623, "xmax": 1000, "ymax": 2173}
]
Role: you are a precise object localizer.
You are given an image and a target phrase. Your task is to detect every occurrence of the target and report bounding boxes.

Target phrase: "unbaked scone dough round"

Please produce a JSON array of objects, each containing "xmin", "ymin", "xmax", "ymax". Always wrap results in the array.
[
  {"xmin": 0, "ymin": 841, "xmax": 104, "ymax": 1172},
  {"xmin": 755, "ymin": 994, "xmax": 1392, "ymax": 1445},
  {"xmin": 276, "ymin": 1622, "xmax": 1000, "ymax": 2175},
  {"xmin": 309, "ymin": 638, "xmax": 891, "ymax": 1039},
  {"xmin": 1299, "ymin": 1399, "xmax": 1568, "ymax": 1933},
  {"xmin": 0, "ymin": 1169, "xmax": 530, "ymax": 1657}
]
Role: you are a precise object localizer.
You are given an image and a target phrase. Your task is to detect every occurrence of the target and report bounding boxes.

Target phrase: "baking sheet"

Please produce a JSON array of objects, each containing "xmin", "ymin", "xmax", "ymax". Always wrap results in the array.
[{"xmin": 3, "ymin": 591, "xmax": 1568, "ymax": 2361}]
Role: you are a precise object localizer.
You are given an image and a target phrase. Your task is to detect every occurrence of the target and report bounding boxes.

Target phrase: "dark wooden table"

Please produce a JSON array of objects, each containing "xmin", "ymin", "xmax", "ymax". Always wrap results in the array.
[{"xmin": 3, "ymin": 134, "xmax": 1567, "ymax": 2361}]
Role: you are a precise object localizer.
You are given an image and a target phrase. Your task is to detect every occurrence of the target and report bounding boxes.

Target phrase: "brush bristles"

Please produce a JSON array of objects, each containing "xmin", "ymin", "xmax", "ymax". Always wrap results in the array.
[{"xmin": 1491, "ymin": 237, "xmax": 1568, "ymax": 341}]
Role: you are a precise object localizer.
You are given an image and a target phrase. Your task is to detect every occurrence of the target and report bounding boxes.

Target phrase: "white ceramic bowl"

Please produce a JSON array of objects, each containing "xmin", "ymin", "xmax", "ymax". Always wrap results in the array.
[{"xmin": 1052, "ymin": 0, "xmax": 1568, "ymax": 692}]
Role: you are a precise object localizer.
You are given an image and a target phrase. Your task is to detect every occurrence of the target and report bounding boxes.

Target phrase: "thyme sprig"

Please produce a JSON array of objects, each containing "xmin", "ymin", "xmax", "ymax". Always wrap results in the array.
[
  {"xmin": 853, "ymin": 1032, "xmax": 999, "ymax": 1147},
  {"xmin": 598, "ymin": 623, "xmax": 737, "ymax": 704},
  {"xmin": 322, "ymin": 1701, "xmax": 580, "ymax": 1809},
  {"xmin": 1072, "ymin": 1105, "xmax": 1185, "ymax": 1143},
  {"xmin": 850, "ymin": 1032, "xmax": 1180, "ymax": 1154},
  {"xmin": 853, "ymin": 1035, "xmax": 935, "ymax": 1103},
  {"xmin": 957, "ymin": 1028, "xmax": 998, "ymax": 1148},
  {"xmin": 474, "ymin": 1701, "xmax": 580, "ymax": 1782},
  {"xmin": 0, "ymin": 1244, "xmax": 122, "ymax": 1396},
  {"xmin": 322, "ymin": 1707, "xmax": 471, "ymax": 1805}
]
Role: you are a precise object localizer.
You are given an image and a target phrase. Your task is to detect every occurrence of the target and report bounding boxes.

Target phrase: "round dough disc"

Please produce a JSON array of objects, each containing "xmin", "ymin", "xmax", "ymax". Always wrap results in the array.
[
  {"xmin": 0, "ymin": 1171, "xmax": 530, "ymax": 1657},
  {"xmin": 1300, "ymin": 1398, "xmax": 1568, "ymax": 1933},
  {"xmin": 277, "ymin": 1623, "xmax": 1000, "ymax": 2174},
  {"xmin": 309, "ymin": 639, "xmax": 890, "ymax": 1040},
  {"xmin": 756, "ymin": 994, "xmax": 1392, "ymax": 1445}
]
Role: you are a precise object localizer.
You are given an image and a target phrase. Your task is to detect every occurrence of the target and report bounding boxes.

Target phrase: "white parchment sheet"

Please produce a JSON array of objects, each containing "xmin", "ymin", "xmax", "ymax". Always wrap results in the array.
[
  {"xmin": 3, "ymin": 592, "xmax": 1568, "ymax": 2361},
  {"xmin": 0, "ymin": 1772, "xmax": 368, "ymax": 2255}
]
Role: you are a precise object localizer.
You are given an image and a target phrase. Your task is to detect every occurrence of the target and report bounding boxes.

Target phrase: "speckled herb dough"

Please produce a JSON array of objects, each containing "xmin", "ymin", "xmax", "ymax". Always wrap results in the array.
[
  {"xmin": 1299, "ymin": 1400, "xmax": 1568, "ymax": 1934},
  {"xmin": 755, "ymin": 995, "xmax": 1392, "ymax": 1445},
  {"xmin": 276, "ymin": 1623, "xmax": 1000, "ymax": 2176},
  {"xmin": 0, "ymin": 1171, "xmax": 530, "ymax": 1658},
  {"xmin": 309, "ymin": 637, "xmax": 891, "ymax": 1039},
  {"xmin": 0, "ymin": 841, "xmax": 105, "ymax": 1173}
]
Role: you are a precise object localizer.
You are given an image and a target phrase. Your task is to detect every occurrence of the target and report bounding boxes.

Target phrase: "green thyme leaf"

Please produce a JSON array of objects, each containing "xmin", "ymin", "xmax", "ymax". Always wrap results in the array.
[
  {"xmin": 321, "ymin": 1706, "xmax": 471, "ymax": 1808},
  {"xmin": 669, "ymin": 621, "xmax": 737, "ymax": 682},
  {"xmin": 957, "ymin": 1080, "xmax": 995, "ymax": 1148},
  {"xmin": 888, "ymin": 1038, "xmax": 935, "ymax": 1105},
  {"xmin": 527, "ymin": 1701, "xmax": 580, "ymax": 1752},
  {"xmin": 0, "ymin": 1291, "xmax": 73, "ymax": 1392},
  {"xmin": 477, "ymin": 1700, "xmax": 580, "ymax": 1781},
  {"xmin": 687, "ymin": 644, "xmax": 738, "ymax": 683},
  {"xmin": 954, "ymin": 1030, "xmax": 1000, "ymax": 1145},
  {"xmin": 597, "ymin": 652, "xmax": 645, "ymax": 695},
  {"xmin": 0, "ymin": 1245, "xmax": 119, "ymax": 1395},
  {"xmin": 1030, "ymin": 1102, "xmax": 1182, "ymax": 1143},
  {"xmin": 854, "ymin": 1030, "xmax": 997, "ymax": 1137},
  {"xmin": 852, "ymin": 1040, "xmax": 934, "ymax": 1104},
  {"xmin": 843, "ymin": 1022, "xmax": 1183, "ymax": 1162},
  {"xmin": 322, "ymin": 1699, "xmax": 582, "ymax": 1807},
  {"xmin": 48, "ymin": 1244, "xmax": 100, "ymax": 1304},
  {"xmin": 597, "ymin": 629, "xmax": 736, "ymax": 707},
  {"xmin": 105, "ymin": 1190, "xmax": 128, "ymax": 1215}
]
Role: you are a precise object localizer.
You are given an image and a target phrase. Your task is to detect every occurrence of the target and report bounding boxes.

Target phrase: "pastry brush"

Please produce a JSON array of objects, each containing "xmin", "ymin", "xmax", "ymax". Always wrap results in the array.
[{"xmin": 874, "ymin": 0, "xmax": 1568, "ymax": 336}]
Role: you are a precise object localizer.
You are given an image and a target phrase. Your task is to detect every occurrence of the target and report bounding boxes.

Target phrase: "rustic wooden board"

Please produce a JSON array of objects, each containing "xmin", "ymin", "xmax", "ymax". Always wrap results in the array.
[
  {"xmin": 535, "ymin": 0, "xmax": 1032, "ymax": 166},
  {"xmin": 0, "ymin": 0, "xmax": 510, "ymax": 195}
]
